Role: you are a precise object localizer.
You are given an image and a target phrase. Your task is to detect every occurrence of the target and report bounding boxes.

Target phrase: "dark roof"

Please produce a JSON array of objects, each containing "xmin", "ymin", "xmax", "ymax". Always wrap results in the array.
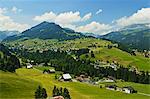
[{"xmin": 106, "ymin": 85, "xmax": 117, "ymax": 88}]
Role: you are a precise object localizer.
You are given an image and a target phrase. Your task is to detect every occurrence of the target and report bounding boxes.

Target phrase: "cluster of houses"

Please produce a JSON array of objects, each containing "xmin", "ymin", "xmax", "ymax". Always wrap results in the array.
[
  {"xmin": 106, "ymin": 85, "xmax": 137, "ymax": 94},
  {"xmin": 91, "ymin": 60, "xmax": 118, "ymax": 70},
  {"xmin": 25, "ymin": 62, "xmax": 137, "ymax": 95}
]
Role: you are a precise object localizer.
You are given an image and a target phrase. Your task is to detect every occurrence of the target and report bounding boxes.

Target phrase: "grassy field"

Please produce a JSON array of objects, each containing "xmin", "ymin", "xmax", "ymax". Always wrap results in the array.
[
  {"xmin": 5, "ymin": 38, "xmax": 150, "ymax": 71},
  {"xmin": 90, "ymin": 47, "xmax": 150, "ymax": 71},
  {"xmin": 1, "ymin": 68, "xmax": 149, "ymax": 99},
  {"xmin": 34, "ymin": 66, "xmax": 54, "ymax": 71},
  {"xmin": 99, "ymin": 81, "xmax": 150, "ymax": 95},
  {"xmin": 0, "ymin": 70, "xmax": 40, "ymax": 99}
]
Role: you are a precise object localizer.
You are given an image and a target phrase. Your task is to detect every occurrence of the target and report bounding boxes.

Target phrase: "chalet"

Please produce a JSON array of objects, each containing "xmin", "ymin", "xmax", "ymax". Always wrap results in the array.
[
  {"xmin": 53, "ymin": 96, "xmax": 64, "ymax": 99},
  {"xmin": 106, "ymin": 85, "xmax": 117, "ymax": 90},
  {"xmin": 110, "ymin": 63, "xmax": 117, "ymax": 69},
  {"xmin": 103, "ymin": 78, "xmax": 114, "ymax": 82},
  {"xmin": 76, "ymin": 76, "xmax": 84, "ymax": 82},
  {"xmin": 99, "ymin": 76, "xmax": 115, "ymax": 83},
  {"xmin": 122, "ymin": 86, "xmax": 136, "ymax": 94},
  {"xmin": 112, "ymin": 44, "xmax": 118, "ymax": 47},
  {"xmin": 76, "ymin": 75, "xmax": 90, "ymax": 83},
  {"xmin": 26, "ymin": 63, "xmax": 33, "ymax": 69},
  {"xmin": 43, "ymin": 69, "xmax": 55, "ymax": 74},
  {"xmin": 61, "ymin": 74, "xmax": 72, "ymax": 81},
  {"xmin": 49, "ymin": 69, "xmax": 55, "ymax": 73}
]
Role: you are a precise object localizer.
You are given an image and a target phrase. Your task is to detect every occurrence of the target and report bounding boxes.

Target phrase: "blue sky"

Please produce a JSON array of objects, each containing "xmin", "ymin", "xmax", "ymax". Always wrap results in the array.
[{"xmin": 0, "ymin": 0, "xmax": 150, "ymax": 34}]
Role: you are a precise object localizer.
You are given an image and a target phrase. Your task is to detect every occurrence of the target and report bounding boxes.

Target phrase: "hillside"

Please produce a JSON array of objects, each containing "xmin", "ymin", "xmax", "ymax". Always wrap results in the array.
[
  {"xmin": 1, "ymin": 68, "xmax": 149, "ymax": 99},
  {"xmin": 0, "ymin": 44, "xmax": 21, "ymax": 72},
  {"xmin": 4, "ymin": 38, "xmax": 150, "ymax": 71},
  {"xmin": 3, "ymin": 21, "xmax": 85, "ymax": 42},
  {"xmin": 0, "ymin": 70, "xmax": 40, "ymax": 98},
  {"xmin": 101, "ymin": 24, "xmax": 150, "ymax": 51}
]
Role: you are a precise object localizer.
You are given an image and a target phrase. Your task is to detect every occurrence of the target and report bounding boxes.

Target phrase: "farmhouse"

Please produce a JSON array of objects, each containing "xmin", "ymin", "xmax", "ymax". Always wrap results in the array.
[
  {"xmin": 122, "ymin": 86, "xmax": 136, "ymax": 94},
  {"xmin": 43, "ymin": 69, "xmax": 55, "ymax": 74},
  {"xmin": 76, "ymin": 75, "xmax": 90, "ymax": 83},
  {"xmin": 26, "ymin": 63, "xmax": 33, "ymax": 69},
  {"xmin": 49, "ymin": 69, "xmax": 55, "ymax": 73},
  {"xmin": 103, "ymin": 78, "xmax": 114, "ymax": 82},
  {"xmin": 61, "ymin": 74, "xmax": 72, "ymax": 81},
  {"xmin": 99, "ymin": 76, "xmax": 115, "ymax": 83},
  {"xmin": 110, "ymin": 63, "xmax": 117, "ymax": 69}
]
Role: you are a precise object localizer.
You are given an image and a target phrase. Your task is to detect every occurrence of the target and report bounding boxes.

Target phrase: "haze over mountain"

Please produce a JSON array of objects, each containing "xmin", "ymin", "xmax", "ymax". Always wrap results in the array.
[
  {"xmin": 0, "ymin": 31, "xmax": 20, "ymax": 41},
  {"xmin": 3, "ymin": 21, "xmax": 85, "ymax": 42},
  {"xmin": 101, "ymin": 24, "xmax": 150, "ymax": 51}
]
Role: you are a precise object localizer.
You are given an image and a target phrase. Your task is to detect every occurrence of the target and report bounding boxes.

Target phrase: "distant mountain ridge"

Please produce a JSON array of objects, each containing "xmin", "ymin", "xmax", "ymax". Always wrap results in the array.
[
  {"xmin": 0, "ymin": 31, "xmax": 19, "ymax": 41},
  {"xmin": 101, "ymin": 24, "xmax": 150, "ymax": 51},
  {"xmin": 3, "ymin": 21, "xmax": 85, "ymax": 42}
]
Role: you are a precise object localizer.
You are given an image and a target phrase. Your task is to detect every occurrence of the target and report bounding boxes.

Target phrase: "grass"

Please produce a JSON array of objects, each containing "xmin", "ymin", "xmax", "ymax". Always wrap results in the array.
[
  {"xmin": 34, "ymin": 66, "xmax": 54, "ymax": 71},
  {"xmin": 0, "ymin": 68, "xmax": 149, "ymax": 99},
  {"xmin": 0, "ymin": 70, "xmax": 40, "ymax": 99},
  {"xmin": 81, "ymin": 47, "xmax": 150, "ymax": 71},
  {"xmin": 99, "ymin": 81, "xmax": 150, "ymax": 95}
]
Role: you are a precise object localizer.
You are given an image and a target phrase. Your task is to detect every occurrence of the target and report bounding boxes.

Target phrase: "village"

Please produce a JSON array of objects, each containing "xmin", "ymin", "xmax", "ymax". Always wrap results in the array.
[{"xmin": 26, "ymin": 63, "xmax": 137, "ymax": 94}]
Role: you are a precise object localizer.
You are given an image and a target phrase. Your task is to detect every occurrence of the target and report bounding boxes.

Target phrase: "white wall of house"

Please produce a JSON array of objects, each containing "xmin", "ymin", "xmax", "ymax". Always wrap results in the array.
[{"xmin": 123, "ymin": 88, "xmax": 131, "ymax": 93}]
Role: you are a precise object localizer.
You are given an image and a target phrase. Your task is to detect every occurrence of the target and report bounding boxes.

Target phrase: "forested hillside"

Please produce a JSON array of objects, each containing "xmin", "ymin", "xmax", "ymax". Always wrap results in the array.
[
  {"xmin": 0, "ymin": 44, "xmax": 21, "ymax": 72},
  {"xmin": 101, "ymin": 24, "xmax": 150, "ymax": 51}
]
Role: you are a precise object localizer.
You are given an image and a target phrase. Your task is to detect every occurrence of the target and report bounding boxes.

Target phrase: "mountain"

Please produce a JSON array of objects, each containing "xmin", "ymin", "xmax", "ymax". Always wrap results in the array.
[
  {"xmin": 0, "ymin": 31, "xmax": 19, "ymax": 41},
  {"xmin": 101, "ymin": 24, "xmax": 150, "ymax": 51},
  {"xmin": 3, "ymin": 21, "xmax": 85, "ymax": 42}
]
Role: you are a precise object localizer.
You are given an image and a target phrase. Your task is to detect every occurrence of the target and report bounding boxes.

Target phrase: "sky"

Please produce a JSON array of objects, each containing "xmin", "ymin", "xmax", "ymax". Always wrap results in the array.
[{"xmin": 0, "ymin": 0, "xmax": 150, "ymax": 35}]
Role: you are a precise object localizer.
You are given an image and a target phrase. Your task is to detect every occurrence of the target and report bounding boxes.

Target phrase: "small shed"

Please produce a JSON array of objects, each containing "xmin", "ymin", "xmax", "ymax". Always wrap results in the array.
[
  {"xmin": 43, "ymin": 69, "xmax": 55, "ymax": 74},
  {"xmin": 62, "ymin": 74, "xmax": 72, "ymax": 81},
  {"xmin": 49, "ymin": 69, "xmax": 55, "ymax": 73},
  {"xmin": 122, "ymin": 86, "xmax": 136, "ymax": 94},
  {"xmin": 26, "ymin": 63, "xmax": 33, "ymax": 69}
]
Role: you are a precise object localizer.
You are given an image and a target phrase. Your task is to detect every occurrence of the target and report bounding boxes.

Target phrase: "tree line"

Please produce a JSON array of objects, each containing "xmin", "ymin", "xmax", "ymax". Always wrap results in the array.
[
  {"xmin": 0, "ymin": 44, "xmax": 21, "ymax": 72},
  {"xmin": 17, "ymin": 49, "xmax": 149, "ymax": 84},
  {"xmin": 53, "ymin": 85, "xmax": 71, "ymax": 99}
]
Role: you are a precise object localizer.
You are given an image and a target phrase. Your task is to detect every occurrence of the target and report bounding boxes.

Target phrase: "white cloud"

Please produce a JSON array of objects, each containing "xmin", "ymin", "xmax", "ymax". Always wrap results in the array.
[
  {"xmin": 34, "ymin": 11, "xmax": 56, "ymax": 22},
  {"xmin": 55, "ymin": 11, "xmax": 81, "ymax": 25},
  {"xmin": 11, "ymin": 6, "xmax": 22, "ymax": 13},
  {"xmin": 96, "ymin": 9, "xmax": 102, "ymax": 15},
  {"xmin": 115, "ymin": 8, "xmax": 150, "ymax": 27},
  {"xmin": 33, "ymin": 11, "xmax": 92, "ymax": 27},
  {"xmin": 0, "ymin": 8, "xmax": 7, "ymax": 14},
  {"xmin": 76, "ymin": 21, "xmax": 112, "ymax": 35},
  {"xmin": 81, "ymin": 13, "xmax": 92, "ymax": 21},
  {"xmin": 33, "ymin": 8, "xmax": 150, "ymax": 35},
  {"xmin": 0, "ymin": 7, "xmax": 29, "ymax": 32},
  {"xmin": 33, "ymin": 11, "xmax": 113, "ymax": 35}
]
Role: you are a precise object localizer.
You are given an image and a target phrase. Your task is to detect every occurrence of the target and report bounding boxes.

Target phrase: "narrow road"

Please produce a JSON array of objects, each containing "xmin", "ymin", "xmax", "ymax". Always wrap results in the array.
[{"xmin": 137, "ymin": 92, "xmax": 150, "ymax": 97}]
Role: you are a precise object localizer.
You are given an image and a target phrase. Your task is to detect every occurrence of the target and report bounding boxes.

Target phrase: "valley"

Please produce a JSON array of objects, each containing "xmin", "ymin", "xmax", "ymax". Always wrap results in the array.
[
  {"xmin": 0, "ymin": 21, "xmax": 150, "ymax": 99},
  {"xmin": 4, "ymin": 38, "xmax": 150, "ymax": 71},
  {"xmin": 0, "ymin": 68, "xmax": 149, "ymax": 99}
]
